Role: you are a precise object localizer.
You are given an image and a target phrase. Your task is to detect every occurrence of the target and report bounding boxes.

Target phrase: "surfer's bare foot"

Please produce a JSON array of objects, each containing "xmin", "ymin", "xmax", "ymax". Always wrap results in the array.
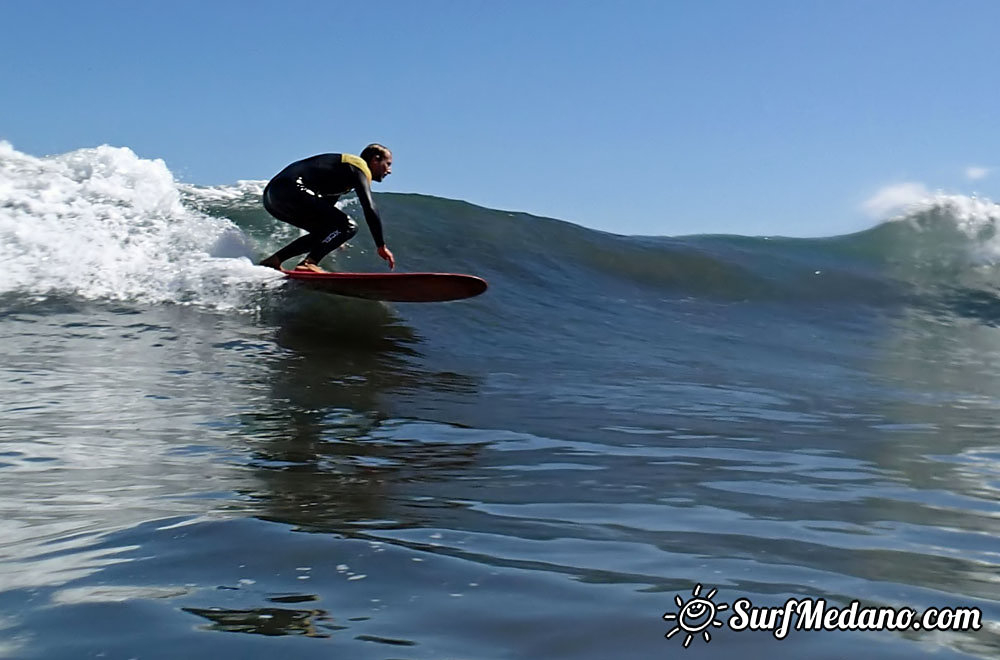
[
  {"xmin": 294, "ymin": 260, "xmax": 328, "ymax": 273},
  {"xmin": 259, "ymin": 256, "xmax": 283, "ymax": 270}
]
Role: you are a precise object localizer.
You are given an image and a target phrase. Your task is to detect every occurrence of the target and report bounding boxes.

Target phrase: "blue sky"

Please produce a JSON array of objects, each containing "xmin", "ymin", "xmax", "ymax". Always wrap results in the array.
[{"xmin": 3, "ymin": 1, "xmax": 999, "ymax": 237}]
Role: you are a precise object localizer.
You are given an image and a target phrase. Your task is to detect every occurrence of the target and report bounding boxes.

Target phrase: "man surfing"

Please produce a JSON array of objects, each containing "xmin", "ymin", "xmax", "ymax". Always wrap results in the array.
[{"xmin": 259, "ymin": 143, "xmax": 395, "ymax": 273}]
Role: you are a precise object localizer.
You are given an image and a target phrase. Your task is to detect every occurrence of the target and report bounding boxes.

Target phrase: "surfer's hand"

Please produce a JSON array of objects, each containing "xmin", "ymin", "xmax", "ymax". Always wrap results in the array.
[{"xmin": 378, "ymin": 245, "xmax": 395, "ymax": 270}]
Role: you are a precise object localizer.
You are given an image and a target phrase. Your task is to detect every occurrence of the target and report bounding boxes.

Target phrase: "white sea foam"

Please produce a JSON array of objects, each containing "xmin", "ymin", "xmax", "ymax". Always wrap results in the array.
[
  {"xmin": 179, "ymin": 179, "xmax": 266, "ymax": 205},
  {"xmin": 875, "ymin": 192, "xmax": 1000, "ymax": 290},
  {"xmin": 177, "ymin": 181, "xmax": 267, "ymax": 208},
  {"xmin": 891, "ymin": 193, "xmax": 1000, "ymax": 233},
  {"xmin": 866, "ymin": 185, "xmax": 1000, "ymax": 252},
  {"xmin": 890, "ymin": 193, "xmax": 1000, "ymax": 260},
  {"xmin": 0, "ymin": 142, "xmax": 282, "ymax": 309}
]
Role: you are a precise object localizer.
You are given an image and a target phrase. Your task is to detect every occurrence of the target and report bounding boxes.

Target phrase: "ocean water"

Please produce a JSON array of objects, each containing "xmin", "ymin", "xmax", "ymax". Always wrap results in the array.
[{"xmin": 0, "ymin": 142, "xmax": 998, "ymax": 659}]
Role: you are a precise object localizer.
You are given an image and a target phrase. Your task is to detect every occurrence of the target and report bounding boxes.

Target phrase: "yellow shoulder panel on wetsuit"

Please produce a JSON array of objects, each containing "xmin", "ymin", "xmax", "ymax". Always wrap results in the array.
[{"xmin": 341, "ymin": 154, "xmax": 372, "ymax": 184}]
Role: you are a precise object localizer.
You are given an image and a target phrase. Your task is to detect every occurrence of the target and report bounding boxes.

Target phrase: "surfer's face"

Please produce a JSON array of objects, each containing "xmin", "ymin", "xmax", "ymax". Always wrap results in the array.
[{"xmin": 370, "ymin": 154, "xmax": 392, "ymax": 182}]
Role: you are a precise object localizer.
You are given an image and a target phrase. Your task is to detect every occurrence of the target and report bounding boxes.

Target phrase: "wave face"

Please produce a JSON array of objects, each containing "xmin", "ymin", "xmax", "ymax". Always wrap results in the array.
[{"xmin": 5, "ymin": 142, "xmax": 1000, "ymax": 319}]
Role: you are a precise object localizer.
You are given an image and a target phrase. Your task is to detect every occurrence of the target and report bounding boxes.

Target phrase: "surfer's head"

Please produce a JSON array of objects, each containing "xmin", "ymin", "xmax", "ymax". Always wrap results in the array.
[{"xmin": 362, "ymin": 143, "xmax": 392, "ymax": 182}]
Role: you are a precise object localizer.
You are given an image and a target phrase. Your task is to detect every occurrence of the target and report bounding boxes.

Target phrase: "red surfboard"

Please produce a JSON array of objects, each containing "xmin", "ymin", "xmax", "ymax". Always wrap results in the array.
[{"xmin": 281, "ymin": 269, "xmax": 488, "ymax": 302}]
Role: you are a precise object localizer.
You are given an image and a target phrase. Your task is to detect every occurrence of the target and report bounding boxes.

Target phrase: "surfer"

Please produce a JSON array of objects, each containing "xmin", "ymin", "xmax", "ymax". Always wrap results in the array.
[{"xmin": 258, "ymin": 144, "xmax": 395, "ymax": 273}]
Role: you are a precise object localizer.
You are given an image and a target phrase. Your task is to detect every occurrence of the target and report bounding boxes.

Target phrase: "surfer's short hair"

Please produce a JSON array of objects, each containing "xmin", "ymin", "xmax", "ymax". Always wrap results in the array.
[{"xmin": 361, "ymin": 143, "xmax": 391, "ymax": 162}]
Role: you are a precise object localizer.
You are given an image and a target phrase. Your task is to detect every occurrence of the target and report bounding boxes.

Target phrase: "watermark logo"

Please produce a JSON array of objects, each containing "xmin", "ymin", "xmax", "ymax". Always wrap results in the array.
[
  {"xmin": 663, "ymin": 585, "xmax": 983, "ymax": 647},
  {"xmin": 662, "ymin": 584, "xmax": 729, "ymax": 648}
]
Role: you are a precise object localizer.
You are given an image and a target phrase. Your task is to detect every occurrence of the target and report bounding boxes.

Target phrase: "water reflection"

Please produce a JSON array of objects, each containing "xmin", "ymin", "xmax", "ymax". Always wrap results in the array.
[
  {"xmin": 183, "ymin": 605, "xmax": 340, "ymax": 638},
  {"xmin": 240, "ymin": 296, "xmax": 486, "ymax": 534}
]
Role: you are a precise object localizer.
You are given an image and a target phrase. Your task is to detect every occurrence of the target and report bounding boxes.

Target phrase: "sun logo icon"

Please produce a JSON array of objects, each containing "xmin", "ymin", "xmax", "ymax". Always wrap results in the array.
[{"xmin": 663, "ymin": 584, "xmax": 728, "ymax": 648}]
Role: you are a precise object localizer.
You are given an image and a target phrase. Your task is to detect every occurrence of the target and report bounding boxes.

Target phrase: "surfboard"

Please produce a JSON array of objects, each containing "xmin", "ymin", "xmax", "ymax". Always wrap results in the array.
[{"xmin": 281, "ymin": 269, "xmax": 488, "ymax": 302}]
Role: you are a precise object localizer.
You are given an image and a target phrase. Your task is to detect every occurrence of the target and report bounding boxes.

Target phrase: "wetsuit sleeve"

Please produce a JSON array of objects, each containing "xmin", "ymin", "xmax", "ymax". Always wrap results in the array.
[{"xmin": 350, "ymin": 167, "xmax": 386, "ymax": 248}]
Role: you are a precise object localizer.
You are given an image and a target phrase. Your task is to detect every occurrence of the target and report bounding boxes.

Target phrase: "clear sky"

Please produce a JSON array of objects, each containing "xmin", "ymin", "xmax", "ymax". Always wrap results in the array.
[{"xmin": 3, "ymin": 1, "xmax": 999, "ymax": 237}]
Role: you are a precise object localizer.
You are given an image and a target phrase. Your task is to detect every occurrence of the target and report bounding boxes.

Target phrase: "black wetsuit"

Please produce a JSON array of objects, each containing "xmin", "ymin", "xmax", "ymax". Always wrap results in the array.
[{"xmin": 262, "ymin": 153, "xmax": 385, "ymax": 265}]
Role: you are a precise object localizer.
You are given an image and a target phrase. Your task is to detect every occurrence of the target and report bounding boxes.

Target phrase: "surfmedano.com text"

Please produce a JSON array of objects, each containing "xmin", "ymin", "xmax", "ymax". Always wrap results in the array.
[{"xmin": 729, "ymin": 597, "xmax": 983, "ymax": 640}]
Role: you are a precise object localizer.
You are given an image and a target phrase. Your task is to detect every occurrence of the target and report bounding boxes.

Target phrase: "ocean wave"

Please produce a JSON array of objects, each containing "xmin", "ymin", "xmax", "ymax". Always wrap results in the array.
[{"xmin": 6, "ymin": 142, "xmax": 1000, "ymax": 316}]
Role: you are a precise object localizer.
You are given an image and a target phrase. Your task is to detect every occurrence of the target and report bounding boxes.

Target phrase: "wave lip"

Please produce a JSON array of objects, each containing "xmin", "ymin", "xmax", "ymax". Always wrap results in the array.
[
  {"xmin": 855, "ymin": 194, "xmax": 1000, "ymax": 289},
  {"xmin": 0, "ymin": 142, "xmax": 276, "ymax": 309}
]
